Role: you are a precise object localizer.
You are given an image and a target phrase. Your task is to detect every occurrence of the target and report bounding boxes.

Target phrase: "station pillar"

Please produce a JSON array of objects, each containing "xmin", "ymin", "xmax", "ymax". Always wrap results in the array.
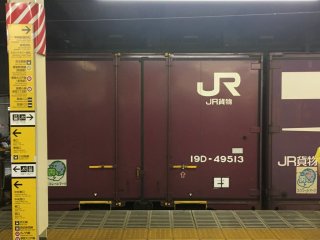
[{"xmin": 6, "ymin": 0, "xmax": 48, "ymax": 239}]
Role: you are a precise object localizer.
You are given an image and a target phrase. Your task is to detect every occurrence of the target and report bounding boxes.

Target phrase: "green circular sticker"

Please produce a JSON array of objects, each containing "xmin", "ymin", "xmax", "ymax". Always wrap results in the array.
[{"xmin": 48, "ymin": 160, "xmax": 67, "ymax": 181}]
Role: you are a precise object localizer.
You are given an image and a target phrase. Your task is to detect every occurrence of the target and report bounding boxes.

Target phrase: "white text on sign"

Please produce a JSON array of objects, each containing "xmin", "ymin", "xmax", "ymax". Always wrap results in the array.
[{"xmin": 190, "ymin": 155, "xmax": 244, "ymax": 164}]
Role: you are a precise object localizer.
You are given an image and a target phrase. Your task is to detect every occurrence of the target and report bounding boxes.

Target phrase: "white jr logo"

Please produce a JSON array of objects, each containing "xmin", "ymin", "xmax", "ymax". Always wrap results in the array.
[{"xmin": 197, "ymin": 73, "xmax": 241, "ymax": 97}]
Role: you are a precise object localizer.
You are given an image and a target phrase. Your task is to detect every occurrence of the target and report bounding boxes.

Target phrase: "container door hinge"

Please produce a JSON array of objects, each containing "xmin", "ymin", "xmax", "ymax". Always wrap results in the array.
[
  {"xmin": 136, "ymin": 167, "xmax": 144, "ymax": 179},
  {"xmin": 165, "ymin": 52, "xmax": 173, "ymax": 66},
  {"xmin": 114, "ymin": 53, "xmax": 121, "ymax": 66}
]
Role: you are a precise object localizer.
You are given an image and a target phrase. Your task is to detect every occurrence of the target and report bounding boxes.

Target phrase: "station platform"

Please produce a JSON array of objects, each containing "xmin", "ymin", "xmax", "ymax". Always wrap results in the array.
[{"xmin": 0, "ymin": 210, "xmax": 320, "ymax": 239}]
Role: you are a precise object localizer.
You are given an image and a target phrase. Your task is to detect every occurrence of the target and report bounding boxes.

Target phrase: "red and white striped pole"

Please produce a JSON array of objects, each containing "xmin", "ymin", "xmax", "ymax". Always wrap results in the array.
[{"xmin": 6, "ymin": 2, "xmax": 46, "ymax": 55}]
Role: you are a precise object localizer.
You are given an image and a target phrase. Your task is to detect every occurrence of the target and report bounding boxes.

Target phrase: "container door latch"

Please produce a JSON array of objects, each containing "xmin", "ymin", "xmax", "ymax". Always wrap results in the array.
[{"xmin": 171, "ymin": 165, "xmax": 198, "ymax": 170}]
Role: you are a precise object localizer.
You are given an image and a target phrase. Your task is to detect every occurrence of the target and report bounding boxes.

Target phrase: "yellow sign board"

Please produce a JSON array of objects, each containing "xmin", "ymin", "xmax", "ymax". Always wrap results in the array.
[
  {"xmin": 12, "ymin": 178, "xmax": 37, "ymax": 240},
  {"xmin": 315, "ymin": 147, "xmax": 320, "ymax": 176},
  {"xmin": 10, "ymin": 127, "xmax": 35, "ymax": 163},
  {"xmin": 8, "ymin": 24, "xmax": 35, "ymax": 111},
  {"xmin": 315, "ymin": 147, "xmax": 320, "ymax": 164}
]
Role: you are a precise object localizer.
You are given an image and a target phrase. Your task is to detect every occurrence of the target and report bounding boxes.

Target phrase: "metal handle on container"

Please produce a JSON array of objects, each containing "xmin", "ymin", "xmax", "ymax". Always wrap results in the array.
[
  {"xmin": 136, "ymin": 167, "xmax": 141, "ymax": 178},
  {"xmin": 171, "ymin": 165, "xmax": 198, "ymax": 170},
  {"xmin": 89, "ymin": 165, "xmax": 114, "ymax": 169}
]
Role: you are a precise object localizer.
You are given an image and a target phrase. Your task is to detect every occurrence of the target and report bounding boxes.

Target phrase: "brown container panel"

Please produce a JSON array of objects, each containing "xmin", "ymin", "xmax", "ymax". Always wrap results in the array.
[
  {"xmin": 143, "ymin": 60, "xmax": 168, "ymax": 199},
  {"xmin": 270, "ymin": 59, "xmax": 320, "ymax": 127},
  {"xmin": 116, "ymin": 60, "xmax": 141, "ymax": 199},
  {"xmin": 271, "ymin": 133, "xmax": 319, "ymax": 200},
  {"xmin": 167, "ymin": 58, "xmax": 261, "ymax": 201},
  {"xmin": 47, "ymin": 60, "xmax": 116, "ymax": 200},
  {"xmin": 269, "ymin": 54, "xmax": 320, "ymax": 207}
]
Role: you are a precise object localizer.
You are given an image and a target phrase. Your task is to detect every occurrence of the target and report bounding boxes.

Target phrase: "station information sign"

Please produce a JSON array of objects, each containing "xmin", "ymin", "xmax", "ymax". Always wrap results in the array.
[{"xmin": 8, "ymin": 23, "xmax": 37, "ymax": 240}]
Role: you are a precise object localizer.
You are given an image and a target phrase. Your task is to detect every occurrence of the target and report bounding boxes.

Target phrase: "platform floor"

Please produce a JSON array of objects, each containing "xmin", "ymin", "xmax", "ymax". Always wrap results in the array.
[{"xmin": 0, "ymin": 210, "xmax": 320, "ymax": 239}]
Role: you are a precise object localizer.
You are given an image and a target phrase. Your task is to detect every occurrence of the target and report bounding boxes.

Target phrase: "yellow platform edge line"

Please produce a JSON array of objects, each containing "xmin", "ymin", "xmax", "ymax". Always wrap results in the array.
[{"xmin": 2, "ymin": 228, "xmax": 320, "ymax": 240}]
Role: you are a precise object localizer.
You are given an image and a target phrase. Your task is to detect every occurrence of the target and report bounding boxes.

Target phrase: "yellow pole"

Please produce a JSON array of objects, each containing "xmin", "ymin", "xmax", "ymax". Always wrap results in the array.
[
  {"xmin": 315, "ymin": 147, "xmax": 320, "ymax": 176},
  {"xmin": 6, "ymin": 0, "xmax": 48, "ymax": 239}
]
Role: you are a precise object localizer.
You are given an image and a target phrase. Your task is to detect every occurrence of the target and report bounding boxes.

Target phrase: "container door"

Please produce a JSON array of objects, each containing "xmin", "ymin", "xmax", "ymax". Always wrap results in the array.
[
  {"xmin": 47, "ymin": 60, "xmax": 116, "ymax": 202},
  {"xmin": 167, "ymin": 58, "xmax": 261, "ymax": 203},
  {"xmin": 269, "ymin": 56, "xmax": 320, "ymax": 208}
]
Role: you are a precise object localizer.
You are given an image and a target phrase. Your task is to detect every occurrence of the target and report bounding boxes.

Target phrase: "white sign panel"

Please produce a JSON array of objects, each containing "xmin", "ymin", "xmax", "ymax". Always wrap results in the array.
[
  {"xmin": 213, "ymin": 177, "xmax": 230, "ymax": 189},
  {"xmin": 11, "ymin": 163, "xmax": 36, "ymax": 178},
  {"xmin": 232, "ymin": 148, "xmax": 243, "ymax": 154},
  {"xmin": 281, "ymin": 72, "xmax": 320, "ymax": 99},
  {"xmin": 48, "ymin": 159, "xmax": 67, "ymax": 187},
  {"xmin": 10, "ymin": 112, "xmax": 36, "ymax": 126}
]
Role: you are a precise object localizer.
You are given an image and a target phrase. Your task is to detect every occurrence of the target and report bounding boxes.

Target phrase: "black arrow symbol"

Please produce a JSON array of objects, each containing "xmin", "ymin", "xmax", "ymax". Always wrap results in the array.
[
  {"xmin": 14, "ymin": 181, "xmax": 23, "ymax": 189},
  {"xmin": 13, "ymin": 166, "xmax": 20, "ymax": 172},
  {"xmin": 26, "ymin": 114, "xmax": 33, "ymax": 121},
  {"xmin": 22, "ymin": 26, "xmax": 31, "ymax": 34},
  {"xmin": 13, "ymin": 129, "xmax": 22, "ymax": 137}
]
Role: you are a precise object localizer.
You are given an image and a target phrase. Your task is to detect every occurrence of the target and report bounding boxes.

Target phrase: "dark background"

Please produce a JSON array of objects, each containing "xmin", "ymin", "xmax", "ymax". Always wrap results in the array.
[{"xmin": 1, "ymin": 0, "xmax": 320, "ymax": 95}]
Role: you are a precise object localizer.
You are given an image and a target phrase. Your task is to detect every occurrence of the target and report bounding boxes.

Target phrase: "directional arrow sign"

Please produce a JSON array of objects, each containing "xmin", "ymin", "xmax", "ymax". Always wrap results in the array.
[
  {"xmin": 27, "ymin": 114, "xmax": 34, "ymax": 121},
  {"xmin": 10, "ymin": 127, "xmax": 35, "ymax": 162},
  {"xmin": 13, "ymin": 129, "xmax": 22, "ymax": 137},
  {"xmin": 12, "ymin": 164, "xmax": 36, "ymax": 178},
  {"xmin": 13, "ymin": 166, "xmax": 20, "ymax": 172},
  {"xmin": 22, "ymin": 25, "xmax": 31, "ymax": 34},
  {"xmin": 14, "ymin": 181, "xmax": 23, "ymax": 189},
  {"xmin": 10, "ymin": 112, "xmax": 36, "ymax": 126},
  {"xmin": 11, "ymin": 178, "xmax": 37, "ymax": 239},
  {"xmin": 8, "ymin": 24, "xmax": 35, "ymax": 111}
]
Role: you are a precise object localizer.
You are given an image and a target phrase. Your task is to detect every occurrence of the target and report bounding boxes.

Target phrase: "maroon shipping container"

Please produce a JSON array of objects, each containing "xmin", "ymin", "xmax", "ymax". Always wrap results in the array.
[
  {"xmin": 47, "ymin": 56, "xmax": 142, "ymax": 209},
  {"xmin": 268, "ymin": 53, "xmax": 320, "ymax": 210},
  {"xmin": 47, "ymin": 54, "xmax": 263, "ymax": 210},
  {"xmin": 47, "ymin": 57, "xmax": 117, "ymax": 209}
]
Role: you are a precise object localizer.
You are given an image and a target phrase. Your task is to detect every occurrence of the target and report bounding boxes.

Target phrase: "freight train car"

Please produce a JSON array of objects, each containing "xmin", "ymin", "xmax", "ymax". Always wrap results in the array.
[
  {"xmin": 46, "ymin": 54, "xmax": 263, "ymax": 210},
  {"xmin": 268, "ymin": 53, "xmax": 320, "ymax": 210}
]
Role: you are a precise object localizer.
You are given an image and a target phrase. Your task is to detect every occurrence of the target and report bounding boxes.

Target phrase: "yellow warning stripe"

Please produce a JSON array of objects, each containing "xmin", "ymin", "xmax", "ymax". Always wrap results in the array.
[{"xmin": 174, "ymin": 200, "xmax": 207, "ymax": 205}]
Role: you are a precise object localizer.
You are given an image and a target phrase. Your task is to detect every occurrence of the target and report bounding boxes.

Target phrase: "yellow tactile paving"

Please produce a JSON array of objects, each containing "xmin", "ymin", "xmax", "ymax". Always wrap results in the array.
[
  {"xmin": 94, "ymin": 228, "xmax": 123, "ymax": 239},
  {"xmin": 222, "ymin": 228, "xmax": 251, "ymax": 239},
  {"xmin": 246, "ymin": 228, "xmax": 278, "ymax": 240},
  {"xmin": 148, "ymin": 228, "xmax": 173, "ymax": 239},
  {"xmin": 197, "ymin": 228, "xmax": 225, "ymax": 239},
  {"xmin": 68, "ymin": 229, "xmax": 98, "ymax": 240},
  {"xmin": 47, "ymin": 229, "xmax": 75, "ymax": 239},
  {"xmin": 2, "ymin": 227, "xmax": 320, "ymax": 239},
  {"xmin": 295, "ymin": 229, "xmax": 320, "ymax": 240},
  {"xmin": 123, "ymin": 228, "xmax": 148, "ymax": 239},
  {"xmin": 173, "ymin": 228, "xmax": 199, "ymax": 239},
  {"xmin": 271, "ymin": 229, "xmax": 304, "ymax": 240}
]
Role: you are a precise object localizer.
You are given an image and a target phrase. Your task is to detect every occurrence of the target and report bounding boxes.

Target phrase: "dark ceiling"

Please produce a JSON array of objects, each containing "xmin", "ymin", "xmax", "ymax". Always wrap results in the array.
[
  {"xmin": 1, "ymin": 0, "xmax": 320, "ymax": 94},
  {"xmin": 1, "ymin": 0, "xmax": 320, "ymax": 53}
]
